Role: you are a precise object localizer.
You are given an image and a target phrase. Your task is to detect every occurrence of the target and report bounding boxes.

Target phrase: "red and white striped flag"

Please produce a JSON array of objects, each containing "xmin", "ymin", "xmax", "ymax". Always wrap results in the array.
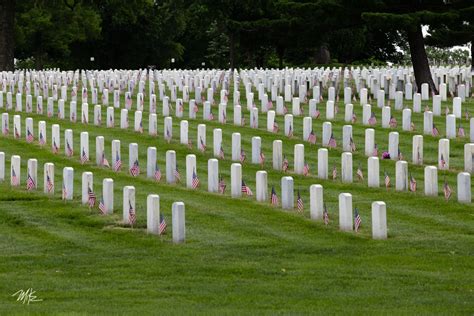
[
  {"xmin": 368, "ymin": 112, "xmax": 377, "ymax": 126},
  {"xmin": 240, "ymin": 150, "xmax": 246, "ymax": 164},
  {"xmin": 282, "ymin": 156, "xmax": 289, "ymax": 172},
  {"xmin": 26, "ymin": 129, "xmax": 34, "ymax": 143},
  {"xmin": 114, "ymin": 151, "xmax": 122, "ymax": 171},
  {"xmin": 332, "ymin": 166, "xmax": 337, "ymax": 180},
  {"xmin": 409, "ymin": 174, "xmax": 417, "ymax": 192},
  {"xmin": 296, "ymin": 190, "xmax": 304, "ymax": 212},
  {"xmin": 432, "ymin": 124, "xmax": 439, "ymax": 136},
  {"xmin": 323, "ymin": 204, "xmax": 329, "ymax": 225},
  {"xmin": 328, "ymin": 133, "xmax": 337, "ymax": 148},
  {"xmin": 384, "ymin": 171, "xmax": 391, "ymax": 189},
  {"xmin": 128, "ymin": 201, "xmax": 136, "ymax": 226},
  {"xmin": 308, "ymin": 130, "xmax": 316, "ymax": 144},
  {"xmin": 273, "ymin": 120, "xmax": 279, "ymax": 133},
  {"xmin": 270, "ymin": 186, "xmax": 278, "ymax": 206},
  {"xmin": 259, "ymin": 151, "xmax": 265, "ymax": 167},
  {"xmin": 219, "ymin": 146, "xmax": 225, "ymax": 159},
  {"xmin": 303, "ymin": 162, "xmax": 310, "ymax": 176},
  {"xmin": 88, "ymin": 187, "xmax": 96, "ymax": 207},
  {"xmin": 98, "ymin": 197, "xmax": 106, "ymax": 215},
  {"xmin": 159, "ymin": 213, "xmax": 167, "ymax": 235},
  {"xmin": 155, "ymin": 166, "xmax": 162, "ymax": 181},
  {"xmin": 443, "ymin": 180, "xmax": 452, "ymax": 201},
  {"xmin": 130, "ymin": 159, "xmax": 140, "ymax": 177},
  {"xmin": 192, "ymin": 169, "xmax": 200, "ymax": 189},
  {"xmin": 218, "ymin": 175, "xmax": 226, "ymax": 194},
  {"xmin": 26, "ymin": 173, "xmax": 35, "ymax": 190},
  {"xmin": 66, "ymin": 141, "xmax": 73, "ymax": 157},
  {"xmin": 356, "ymin": 165, "xmax": 364, "ymax": 181},
  {"xmin": 46, "ymin": 173, "xmax": 54, "ymax": 192},
  {"xmin": 200, "ymin": 137, "xmax": 206, "ymax": 152},
  {"xmin": 354, "ymin": 208, "xmax": 362, "ymax": 232},
  {"xmin": 174, "ymin": 165, "xmax": 181, "ymax": 182},
  {"xmin": 241, "ymin": 180, "xmax": 253, "ymax": 196},
  {"xmin": 81, "ymin": 148, "xmax": 89, "ymax": 164}
]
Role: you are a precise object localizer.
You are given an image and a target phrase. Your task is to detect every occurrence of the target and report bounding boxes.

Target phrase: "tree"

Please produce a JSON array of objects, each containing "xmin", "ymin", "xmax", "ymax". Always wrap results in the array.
[
  {"xmin": 360, "ymin": 0, "xmax": 474, "ymax": 94},
  {"xmin": 0, "ymin": 0, "xmax": 15, "ymax": 70},
  {"xmin": 15, "ymin": 0, "xmax": 101, "ymax": 69}
]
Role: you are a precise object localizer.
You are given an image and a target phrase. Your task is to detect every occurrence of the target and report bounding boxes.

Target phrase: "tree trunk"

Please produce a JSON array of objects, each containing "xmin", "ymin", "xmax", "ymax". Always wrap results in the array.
[
  {"xmin": 471, "ymin": 43, "xmax": 473, "ymax": 71},
  {"xmin": 0, "ymin": 0, "xmax": 15, "ymax": 71},
  {"xmin": 407, "ymin": 25, "xmax": 438, "ymax": 94},
  {"xmin": 229, "ymin": 32, "xmax": 235, "ymax": 71}
]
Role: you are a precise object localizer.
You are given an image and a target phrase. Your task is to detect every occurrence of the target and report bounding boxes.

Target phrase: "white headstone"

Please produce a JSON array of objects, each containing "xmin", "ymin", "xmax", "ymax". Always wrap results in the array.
[
  {"xmin": 166, "ymin": 150, "xmax": 177, "ymax": 184},
  {"xmin": 457, "ymin": 172, "xmax": 471, "ymax": 203},
  {"xmin": 147, "ymin": 194, "xmax": 160, "ymax": 234},
  {"xmin": 102, "ymin": 178, "xmax": 114, "ymax": 214},
  {"xmin": 172, "ymin": 202, "xmax": 186, "ymax": 243},
  {"xmin": 281, "ymin": 176, "xmax": 294, "ymax": 210},
  {"xmin": 231, "ymin": 163, "xmax": 242, "ymax": 198},
  {"xmin": 424, "ymin": 166, "xmax": 438, "ymax": 196},
  {"xmin": 232, "ymin": 133, "xmax": 241, "ymax": 161},
  {"xmin": 368, "ymin": 157, "xmax": 379, "ymax": 187},
  {"xmin": 310, "ymin": 184, "xmax": 323, "ymax": 220},
  {"xmin": 371, "ymin": 201, "xmax": 387, "ymax": 239},
  {"xmin": 62, "ymin": 167, "xmax": 74, "ymax": 200},
  {"xmin": 273, "ymin": 140, "xmax": 282, "ymax": 170},
  {"xmin": 339, "ymin": 193, "xmax": 353, "ymax": 231}
]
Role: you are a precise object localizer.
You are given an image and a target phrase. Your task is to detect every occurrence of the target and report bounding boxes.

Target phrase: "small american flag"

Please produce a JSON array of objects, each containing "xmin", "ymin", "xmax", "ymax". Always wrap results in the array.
[
  {"xmin": 323, "ymin": 204, "xmax": 329, "ymax": 225},
  {"xmin": 128, "ymin": 201, "xmax": 136, "ymax": 226},
  {"xmin": 130, "ymin": 159, "xmax": 140, "ymax": 176},
  {"xmin": 389, "ymin": 116, "xmax": 397, "ymax": 128},
  {"xmin": 52, "ymin": 140, "xmax": 59, "ymax": 154},
  {"xmin": 273, "ymin": 120, "xmax": 279, "ymax": 133},
  {"xmin": 308, "ymin": 130, "xmax": 316, "ymax": 144},
  {"xmin": 267, "ymin": 100, "xmax": 273, "ymax": 109},
  {"xmin": 354, "ymin": 208, "xmax": 361, "ymax": 232},
  {"xmin": 62, "ymin": 182, "xmax": 67, "ymax": 199},
  {"xmin": 138, "ymin": 119, "xmax": 143, "ymax": 133},
  {"xmin": 46, "ymin": 173, "xmax": 54, "ymax": 192},
  {"xmin": 398, "ymin": 148, "xmax": 403, "ymax": 161},
  {"xmin": 445, "ymin": 106, "xmax": 450, "ymax": 115},
  {"xmin": 218, "ymin": 175, "xmax": 226, "ymax": 194},
  {"xmin": 219, "ymin": 146, "xmax": 225, "ymax": 159},
  {"xmin": 88, "ymin": 187, "xmax": 96, "ymax": 207},
  {"xmin": 356, "ymin": 165, "xmax": 364, "ymax": 181},
  {"xmin": 3, "ymin": 119, "xmax": 8, "ymax": 135},
  {"xmin": 178, "ymin": 100, "xmax": 184, "ymax": 113},
  {"xmin": 26, "ymin": 173, "xmax": 35, "ymax": 190},
  {"xmin": 368, "ymin": 112, "xmax": 377, "ymax": 126},
  {"xmin": 270, "ymin": 186, "xmax": 278, "ymax": 206},
  {"xmin": 159, "ymin": 213, "xmax": 167, "ymax": 235},
  {"xmin": 102, "ymin": 151, "xmax": 110, "ymax": 168},
  {"xmin": 440, "ymin": 154, "xmax": 446, "ymax": 169},
  {"xmin": 98, "ymin": 197, "xmax": 106, "ymax": 214},
  {"xmin": 332, "ymin": 166, "xmax": 337, "ymax": 180},
  {"xmin": 241, "ymin": 180, "xmax": 253, "ymax": 196},
  {"xmin": 259, "ymin": 151, "xmax": 265, "ymax": 167},
  {"xmin": 443, "ymin": 180, "xmax": 452, "ymax": 201},
  {"xmin": 350, "ymin": 137, "xmax": 356, "ymax": 152},
  {"xmin": 282, "ymin": 156, "xmax": 289, "ymax": 172},
  {"xmin": 81, "ymin": 148, "xmax": 88, "ymax": 164},
  {"xmin": 328, "ymin": 133, "xmax": 337, "ymax": 148},
  {"xmin": 287, "ymin": 124, "xmax": 293, "ymax": 138},
  {"xmin": 296, "ymin": 190, "xmax": 304, "ymax": 212},
  {"xmin": 193, "ymin": 103, "xmax": 199, "ymax": 113},
  {"xmin": 71, "ymin": 112, "xmax": 76, "ymax": 122},
  {"xmin": 283, "ymin": 105, "xmax": 288, "ymax": 114},
  {"xmin": 66, "ymin": 140, "xmax": 73, "ymax": 156},
  {"xmin": 82, "ymin": 111, "xmax": 88, "ymax": 124},
  {"xmin": 373, "ymin": 144, "xmax": 379, "ymax": 157},
  {"xmin": 174, "ymin": 165, "xmax": 181, "ymax": 182},
  {"xmin": 410, "ymin": 122, "xmax": 416, "ymax": 131},
  {"xmin": 200, "ymin": 137, "xmax": 206, "ymax": 152},
  {"xmin": 240, "ymin": 150, "xmax": 246, "ymax": 164},
  {"xmin": 14, "ymin": 126, "xmax": 20, "ymax": 138},
  {"xmin": 432, "ymin": 124, "xmax": 439, "ymax": 136},
  {"xmin": 351, "ymin": 112, "xmax": 357, "ymax": 124},
  {"xmin": 303, "ymin": 162, "xmax": 310, "ymax": 176},
  {"xmin": 192, "ymin": 169, "xmax": 200, "ymax": 189},
  {"xmin": 409, "ymin": 174, "xmax": 417, "ymax": 192},
  {"xmin": 458, "ymin": 125, "xmax": 465, "ymax": 137},
  {"xmin": 26, "ymin": 129, "xmax": 34, "ymax": 143},
  {"xmin": 155, "ymin": 165, "xmax": 162, "ymax": 181},
  {"xmin": 209, "ymin": 111, "xmax": 214, "ymax": 121},
  {"xmin": 314, "ymin": 109, "xmax": 321, "ymax": 119},
  {"xmin": 384, "ymin": 171, "xmax": 391, "ymax": 189},
  {"xmin": 166, "ymin": 126, "xmax": 171, "ymax": 142},
  {"xmin": 114, "ymin": 151, "xmax": 122, "ymax": 171}
]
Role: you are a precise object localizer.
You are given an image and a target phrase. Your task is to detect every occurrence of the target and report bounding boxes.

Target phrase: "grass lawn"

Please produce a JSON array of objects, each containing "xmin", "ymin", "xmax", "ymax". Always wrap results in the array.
[{"xmin": 0, "ymin": 83, "xmax": 473, "ymax": 314}]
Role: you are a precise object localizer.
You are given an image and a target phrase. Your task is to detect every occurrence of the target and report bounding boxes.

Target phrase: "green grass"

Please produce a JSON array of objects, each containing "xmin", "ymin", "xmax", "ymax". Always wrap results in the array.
[{"xmin": 0, "ymin": 85, "xmax": 473, "ymax": 314}]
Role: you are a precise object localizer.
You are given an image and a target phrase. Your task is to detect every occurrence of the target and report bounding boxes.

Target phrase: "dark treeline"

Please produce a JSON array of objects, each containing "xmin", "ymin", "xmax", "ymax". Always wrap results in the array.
[{"xmin": 0, "ymin": 0, "xmax": 472, "ymax": 89}]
